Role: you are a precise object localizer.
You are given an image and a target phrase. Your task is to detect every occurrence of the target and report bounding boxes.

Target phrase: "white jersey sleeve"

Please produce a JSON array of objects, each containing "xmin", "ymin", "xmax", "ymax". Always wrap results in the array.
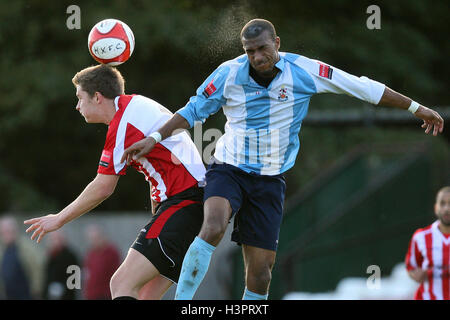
[{"xmin": 294, "ymin": 55, "xmax": 386, "ymax": 105}]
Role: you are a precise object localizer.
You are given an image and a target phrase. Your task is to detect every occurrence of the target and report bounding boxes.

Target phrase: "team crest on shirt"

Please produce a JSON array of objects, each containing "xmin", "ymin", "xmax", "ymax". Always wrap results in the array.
[{"xmin": 278, "ymin": 85, "xmax": 288, "ymax": 101}]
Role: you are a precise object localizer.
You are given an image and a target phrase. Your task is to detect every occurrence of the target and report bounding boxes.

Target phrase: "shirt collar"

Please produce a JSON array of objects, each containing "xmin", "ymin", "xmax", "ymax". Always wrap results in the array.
[
  {"xmin": 114, "ymin": 96, "xmax": 120, "ymax": 112},
  {"xmin": 236, "ymin": 53, "xmax": 285, "ymax": 85}
]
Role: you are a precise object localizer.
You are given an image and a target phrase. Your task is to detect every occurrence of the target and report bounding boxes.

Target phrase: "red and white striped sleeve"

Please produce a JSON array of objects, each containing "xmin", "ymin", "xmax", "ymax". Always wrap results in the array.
[
  {"xmin": 405, "ymin": 229, "xmax": 424, "ymax": 271},
  {"xmin": 97, "ymin": 95, "xmax": 146, "ymax": 176},
  {"xmin": 97, "ymin": 121, "xmax": 128, "ymax": 176}
]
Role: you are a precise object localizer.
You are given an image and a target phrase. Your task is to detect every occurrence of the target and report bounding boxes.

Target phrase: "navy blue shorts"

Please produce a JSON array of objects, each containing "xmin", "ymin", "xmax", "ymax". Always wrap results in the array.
[{"xmin": 204, "ymin": 160, "xmax": 286, "ymax": 251}]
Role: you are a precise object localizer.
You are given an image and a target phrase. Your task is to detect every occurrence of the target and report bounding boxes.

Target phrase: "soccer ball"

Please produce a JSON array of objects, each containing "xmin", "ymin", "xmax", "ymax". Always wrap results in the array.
[{"xmin": 88, "ymin": 19, "xmax": 135, "ymax": 66}]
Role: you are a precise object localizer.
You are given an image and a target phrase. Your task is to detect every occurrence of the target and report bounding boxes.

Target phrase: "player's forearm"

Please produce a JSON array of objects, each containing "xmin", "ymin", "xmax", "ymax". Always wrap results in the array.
[
  {"xmin": 377, "ymin": 86, "xmax": 443, "ymax": 136},
  {"xmin": 57, "ymin": 179, "xmax": 114, "ymax": 226},
  {"xmin": 157, "ymin": 113, "xmax": 190, "ymax": 140},
  {"xmin": 377, "ymin": 86, "xmax": 417, "ymax": 110}
]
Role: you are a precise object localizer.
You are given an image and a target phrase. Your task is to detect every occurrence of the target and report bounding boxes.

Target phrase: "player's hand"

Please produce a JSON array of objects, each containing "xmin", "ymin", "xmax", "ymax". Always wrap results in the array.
[
  {"xmin": 408, "ymin": 268, "xmax": 428, "ymax": 283},
  {"xmin": 24, "ymin": 214, "xmax": 63, "ymax": 243},
  {"xmin": 415, "ymin": 106, "xmax": 444, "ymax": 136},
  {"xmin": 120, "ymin": 137, "xmax": 157, "ymax": 164}
]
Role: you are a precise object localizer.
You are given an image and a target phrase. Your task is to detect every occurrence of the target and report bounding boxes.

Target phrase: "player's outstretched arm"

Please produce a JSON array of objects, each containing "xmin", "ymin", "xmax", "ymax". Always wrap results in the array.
[
  {"xmin": 378, "ymin": 87, "xmax": 444, "ymax": 136},
  {"xmin": 24, "ymin": 174, "xmax": 119, "ymax": 243},
  {"xmin": 121, "ymin": 113, "xmax": 190, "ymax": 164}
]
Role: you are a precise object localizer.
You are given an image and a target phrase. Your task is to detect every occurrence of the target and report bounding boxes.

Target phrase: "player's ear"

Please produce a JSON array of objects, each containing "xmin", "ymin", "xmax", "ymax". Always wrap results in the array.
[
  {"xmin": 275, "ymin": 36, "xmax": 280, "ymax": 50},
  {"xmin": 94, "ymin": 91, "xmax": 103, "ymax": 104}
]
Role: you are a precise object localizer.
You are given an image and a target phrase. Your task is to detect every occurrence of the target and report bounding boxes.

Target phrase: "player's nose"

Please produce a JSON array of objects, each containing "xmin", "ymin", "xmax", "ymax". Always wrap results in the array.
[{"xmin": 253, "ymin": 51, "xmax": 264, "ymax": 64}]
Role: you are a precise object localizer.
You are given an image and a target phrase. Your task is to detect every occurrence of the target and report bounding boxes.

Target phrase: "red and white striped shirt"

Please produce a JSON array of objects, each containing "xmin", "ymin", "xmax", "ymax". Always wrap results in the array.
[
  {"xmin": 97, "ymin": 94, "xmax": 206, "ymax": 202},
  {"xmin": 405, "ymin": 221, "xmax": 450, "ymax": 300}
]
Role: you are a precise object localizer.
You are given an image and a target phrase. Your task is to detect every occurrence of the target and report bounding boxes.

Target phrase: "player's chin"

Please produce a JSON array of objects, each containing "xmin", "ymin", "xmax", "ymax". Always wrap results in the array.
[
  {"xmin": 440, "ymin": 215, "xmax": 450, "ymax": 226},
  {"xmin": 257, "ymin": 64, "xmax": 276, "ymax": 77},
  {"xmin": 83, "ymin": 115, "xmax": 93, "ymax": 123},
  {"xmin": 254, "ymin": 63, "xmax": 270, "ymax": 73}
]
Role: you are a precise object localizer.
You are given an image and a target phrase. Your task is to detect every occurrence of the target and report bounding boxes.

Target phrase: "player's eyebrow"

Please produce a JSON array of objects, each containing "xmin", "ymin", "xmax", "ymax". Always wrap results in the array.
[{"xmin": 245, "ymin": 44, "xmax": 267, "ymax": 52}]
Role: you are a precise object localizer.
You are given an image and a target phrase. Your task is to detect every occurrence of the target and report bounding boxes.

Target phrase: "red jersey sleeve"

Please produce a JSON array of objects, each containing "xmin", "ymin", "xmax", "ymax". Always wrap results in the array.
[
  {"xmin": 97, "ymin": 127, "xmax": 127, "ymax": 176},
  {"xmin": 405, "ymin": 230, "xmax": 424, "ymax": 271},
  {"xmin": 97, "ymin": 95, "xmax": 149, "ymax": 176},
  {"xmin": 97, "ymin": 103, "xmax": 129, "ymax": 175}
]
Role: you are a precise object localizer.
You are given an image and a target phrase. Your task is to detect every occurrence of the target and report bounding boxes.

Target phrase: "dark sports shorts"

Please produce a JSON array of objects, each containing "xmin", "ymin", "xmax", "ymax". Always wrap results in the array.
[
  {"xmin": 131, "ymin": 186, "xmax": 204, "ymax": 283},
  {"xmin": 204, "ymin": 159, "xmax": 286, "ymax": 251}
]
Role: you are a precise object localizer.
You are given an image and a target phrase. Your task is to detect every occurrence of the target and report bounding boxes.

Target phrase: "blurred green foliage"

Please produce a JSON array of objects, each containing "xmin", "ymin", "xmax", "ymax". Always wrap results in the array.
[{"xmin": 0, "ymin": 0, "xmax": 448, "ymax": 212}]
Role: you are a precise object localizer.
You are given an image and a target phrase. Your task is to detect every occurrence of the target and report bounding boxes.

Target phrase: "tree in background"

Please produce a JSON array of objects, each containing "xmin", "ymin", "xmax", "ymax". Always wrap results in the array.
[{"xmin": 0, "ymin": 0, "xmax": 448, "ymax": 212}]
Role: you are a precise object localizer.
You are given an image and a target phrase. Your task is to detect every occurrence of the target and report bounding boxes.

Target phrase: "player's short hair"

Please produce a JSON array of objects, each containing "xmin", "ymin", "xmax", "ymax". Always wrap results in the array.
[
  {"xmin": 240, "ymin": 19, "xmax": 277, "ymax": 41},
  {"xmin": 72, "ymin": 64, "xmax": 125, "ymax": 99}
]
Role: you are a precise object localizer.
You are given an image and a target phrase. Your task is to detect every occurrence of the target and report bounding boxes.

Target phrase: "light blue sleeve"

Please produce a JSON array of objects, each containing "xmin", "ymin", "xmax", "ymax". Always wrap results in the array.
[
  {"xmin": 292, "ymin": 54, "xmax": 386, "ymax": 105},
  {"xmin": 176, "ymin": 65, "xmax": 230, "ymax": 128}
]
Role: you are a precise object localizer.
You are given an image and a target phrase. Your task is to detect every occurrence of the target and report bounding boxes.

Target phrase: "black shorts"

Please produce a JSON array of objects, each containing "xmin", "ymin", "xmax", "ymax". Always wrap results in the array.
[
  {"xmin": 204, "ymin": 160, "xmax": 286, "ymax": 251},
  {"xmin": 131, "ymin": 186, "xmax": 204, "ymax": 283}
]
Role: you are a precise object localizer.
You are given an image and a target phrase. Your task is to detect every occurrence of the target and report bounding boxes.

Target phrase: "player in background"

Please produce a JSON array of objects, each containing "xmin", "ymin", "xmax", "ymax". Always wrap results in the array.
[
  {"xmin": 121, "ymin": 19, "xmax": 445, "ymax": 300},
  {"xmin": 405, "ymin": 186, "xmax": 450, "ymax": 300},
  {"xmin": 24, "ymin": 65, "xmax": 206, "ymax": 300}
]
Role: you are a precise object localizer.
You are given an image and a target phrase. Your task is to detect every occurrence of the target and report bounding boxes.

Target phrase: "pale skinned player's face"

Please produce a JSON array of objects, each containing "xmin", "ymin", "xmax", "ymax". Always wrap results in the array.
[
  {"xmin": 242, "ymin": 30, "xmax": 281, "ymax": 78},
  {"xmin": 75, "ymin": 85, "xmax": 102, "ymax": 123},
  {"xmin": 435, "ymin": 191, "xmax": 450, "ymax": 227}
]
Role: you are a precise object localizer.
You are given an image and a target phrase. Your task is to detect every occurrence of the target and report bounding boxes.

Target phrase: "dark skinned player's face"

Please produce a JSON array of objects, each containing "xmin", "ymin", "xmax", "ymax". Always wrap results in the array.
[{"xmin": 242, "ymin": 30, "xmax": 281, "ymax": 78}]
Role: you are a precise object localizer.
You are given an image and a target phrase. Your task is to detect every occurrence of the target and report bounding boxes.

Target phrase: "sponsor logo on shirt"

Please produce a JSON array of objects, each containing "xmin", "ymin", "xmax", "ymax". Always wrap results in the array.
[
  {"xmin": 202, "ymin": 80, "xmax": 217, "ymax": 98},
  {"xmin": 99, "ymin": 150, "xmax": 112, "ymax": 167},
  {"xmin": 318, "ymin": 63, "xmax": 333, "ymax": 79},
  {"xmin": 245, "ymin": 90, "xmax": 262, "ymax": 97}
]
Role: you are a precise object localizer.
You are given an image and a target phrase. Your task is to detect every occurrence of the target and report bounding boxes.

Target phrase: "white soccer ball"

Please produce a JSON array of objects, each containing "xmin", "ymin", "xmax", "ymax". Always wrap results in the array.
[{"xmin": 88, "ymin": 19, "xmax": 135, "ymax": 66}]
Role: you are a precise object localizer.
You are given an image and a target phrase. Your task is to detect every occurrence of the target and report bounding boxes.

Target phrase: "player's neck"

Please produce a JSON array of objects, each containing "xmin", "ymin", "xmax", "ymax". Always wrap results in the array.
[
  {"xmin": 102, "ymin": 100, "xmax": 117, "ymax": 125},
  {"xmin": 438, "ymin": 221, "xmax": 450, "ymax": 235},
  {"xmin": 250, "ymin": 65, "xmax": 279, "ymax": 88}
]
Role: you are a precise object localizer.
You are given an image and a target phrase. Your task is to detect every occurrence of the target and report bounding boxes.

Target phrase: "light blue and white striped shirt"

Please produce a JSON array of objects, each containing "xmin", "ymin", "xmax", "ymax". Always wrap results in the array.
[{"xmin": 177, "ymin": 52, "xmax": 385, "ymax": 175}]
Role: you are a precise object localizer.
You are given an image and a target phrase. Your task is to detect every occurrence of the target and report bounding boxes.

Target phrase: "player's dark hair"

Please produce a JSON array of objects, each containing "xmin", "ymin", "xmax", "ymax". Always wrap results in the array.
[
  {"xmin": 72, "ymin": 64, "xmax": 125, "ymax": 99},
  {"xmin": 240, "ymin": 19, "xmax": 277, "ymax": 41}
]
